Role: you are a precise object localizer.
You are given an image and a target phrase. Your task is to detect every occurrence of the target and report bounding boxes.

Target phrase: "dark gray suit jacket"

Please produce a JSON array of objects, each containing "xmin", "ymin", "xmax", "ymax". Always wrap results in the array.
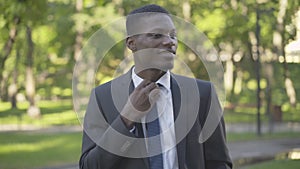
[{"xmin": 79, "ymin": 70, "xmax": 232, "ymax": 169}]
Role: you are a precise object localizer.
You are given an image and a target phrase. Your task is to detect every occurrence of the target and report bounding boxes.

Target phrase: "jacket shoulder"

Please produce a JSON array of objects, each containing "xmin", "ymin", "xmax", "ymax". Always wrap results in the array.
[{"xmin": 172, "ymin": 74, "xmax": 212, "ymax": 90}]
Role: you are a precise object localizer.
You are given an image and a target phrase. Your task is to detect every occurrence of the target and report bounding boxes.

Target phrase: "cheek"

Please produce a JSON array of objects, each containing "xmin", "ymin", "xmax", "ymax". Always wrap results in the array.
[
  {"xmin": 137, "ymin": 39, "xmax": 161, "ymax": 49},
  {"xmin": 134, "ymin": 48, "xmax": 174, "ymax": 71},
  {"xmin": 134, "ymin": 49, "xmax": 161, "ymax": 68},
  {"xmin": 135, "ymin": 49, "xmax": 157, "ymax": 62}
]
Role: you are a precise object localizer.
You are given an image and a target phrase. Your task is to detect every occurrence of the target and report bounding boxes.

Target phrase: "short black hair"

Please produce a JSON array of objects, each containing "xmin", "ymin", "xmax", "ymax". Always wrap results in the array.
[
  {"xmin": 128, "ymin": 4, "xmax": 169, "ymax": 15},
  {"xmin": 126, "ymin": 4, "xmax": 170, "ymax": 36}
]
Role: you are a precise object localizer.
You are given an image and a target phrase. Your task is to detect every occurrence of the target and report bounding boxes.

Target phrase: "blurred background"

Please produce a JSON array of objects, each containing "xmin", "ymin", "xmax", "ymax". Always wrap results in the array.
[{"xmin": 0, "ymin": 0, "xmax": 299, "ymax": 169}]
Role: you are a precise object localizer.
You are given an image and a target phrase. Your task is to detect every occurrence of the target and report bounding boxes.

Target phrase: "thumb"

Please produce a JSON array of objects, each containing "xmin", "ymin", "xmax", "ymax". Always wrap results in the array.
[{"xmin": 148, "ymin": 88, "xmax": 161, "ymax": 105}]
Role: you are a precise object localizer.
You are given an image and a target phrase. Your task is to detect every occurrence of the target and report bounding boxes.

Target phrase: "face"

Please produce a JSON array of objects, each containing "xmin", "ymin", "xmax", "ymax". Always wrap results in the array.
[{"xmin": 126, "ymin": 14, "xmax": 178, "ymax": 72}]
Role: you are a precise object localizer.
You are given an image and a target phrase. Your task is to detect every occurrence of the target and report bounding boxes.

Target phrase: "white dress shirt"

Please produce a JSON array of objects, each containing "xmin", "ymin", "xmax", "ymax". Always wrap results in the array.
[{"xmin": 131, "ymin": 68, "xmax": 179, "ymax": 169}]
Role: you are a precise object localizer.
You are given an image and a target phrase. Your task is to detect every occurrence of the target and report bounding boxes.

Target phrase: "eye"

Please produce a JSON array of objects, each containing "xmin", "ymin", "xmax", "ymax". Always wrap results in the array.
[
  {"xmin": 147, "ymin": 33, "xmax": 163, "ymax": 39},
  {"xmin": 170, "ymin": 32, "xmax": 177, "ymax": 39}
]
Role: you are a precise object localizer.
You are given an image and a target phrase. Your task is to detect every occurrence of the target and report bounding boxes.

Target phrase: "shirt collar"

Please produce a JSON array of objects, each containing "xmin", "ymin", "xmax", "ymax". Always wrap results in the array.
[{"xmin": 131, "ymin": 67, "xmax": 171, "ymax": 90}]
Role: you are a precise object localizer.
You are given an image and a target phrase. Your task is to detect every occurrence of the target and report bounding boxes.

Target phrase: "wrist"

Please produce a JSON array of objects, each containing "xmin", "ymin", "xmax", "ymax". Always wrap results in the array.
[{"xmin": 121, "ymin": 116, "xmax": 135, "ymax": 130}]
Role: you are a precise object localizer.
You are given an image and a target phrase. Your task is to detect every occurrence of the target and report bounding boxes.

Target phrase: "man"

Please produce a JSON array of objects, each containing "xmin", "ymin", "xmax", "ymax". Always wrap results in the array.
[{"xmin": 80, "ymin": 4, "xmax": 232, "ymax": 169}]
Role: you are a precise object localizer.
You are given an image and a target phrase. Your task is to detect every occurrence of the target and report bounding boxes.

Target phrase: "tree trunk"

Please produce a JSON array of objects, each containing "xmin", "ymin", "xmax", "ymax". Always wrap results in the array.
[
  {"xmin": 9, "ymin": 47, "xmax": 20, "ymax": 108},
  {"xmin": 26, "ymin": 25, "xmax": 40, "ymax": 118},
  {"xmin": 224, "ymin": 57, "xmax": 234, "ymax": 96},
  {"xmin": 275, "ymin": 0, "xmax": 296, "ymax": 107},
  {"xmin": 112, "ymin": 0, "xmax": 124, "ymax": 15},
  {"xmin": 73, "ymin": 0, "xmax": 84, "ymax": 61},
  {"xmin": 26, "ymin": 25, "xmax": 35, "ymax": 106},
  {"xmin": 265, "ymin": 63, "xmax": 274, "ymax": 133},
  {"xmin": 182, "ymin": 0, "xmax": 191, "ymax": 21},
  {"xmin": 0, "ymin": 16, "xmax": 20, "ymax": 100},
  {"xmin": 0, "ymin": 73, "xmax": 9, "ymax": 101},
  {"xmin": 296, "ymin": 8, "xmax": 300, "ymax": 40}
]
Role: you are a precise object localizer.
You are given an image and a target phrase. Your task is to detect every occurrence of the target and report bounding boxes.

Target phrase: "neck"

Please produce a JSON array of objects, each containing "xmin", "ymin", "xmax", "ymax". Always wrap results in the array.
[{"xmin": 135, "ymin": 68, "xmax": 166, "ymax": 82}]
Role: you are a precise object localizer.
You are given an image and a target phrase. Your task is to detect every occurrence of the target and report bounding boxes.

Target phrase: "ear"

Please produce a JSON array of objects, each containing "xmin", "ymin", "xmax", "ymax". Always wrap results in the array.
[{"xmin": 126, "ymin": 36, "xmax": 137, "ymax": 52}]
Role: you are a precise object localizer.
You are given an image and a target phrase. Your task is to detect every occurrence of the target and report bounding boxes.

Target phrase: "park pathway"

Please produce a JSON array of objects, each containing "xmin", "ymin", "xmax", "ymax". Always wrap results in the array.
[{"xmin": 229, "ymin": 138, "xmax": 300, "ymax": 168}]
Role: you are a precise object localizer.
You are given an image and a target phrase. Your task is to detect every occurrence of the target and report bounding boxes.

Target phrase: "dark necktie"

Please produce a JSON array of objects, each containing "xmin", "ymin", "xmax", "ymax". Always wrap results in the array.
[{"xmin": 146, "ymin": 104, "xmax": 164, "ymax": 169}]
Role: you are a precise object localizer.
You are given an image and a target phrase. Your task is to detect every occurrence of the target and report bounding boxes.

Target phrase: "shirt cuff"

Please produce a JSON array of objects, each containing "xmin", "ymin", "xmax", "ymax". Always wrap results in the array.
[{"xmin": 129, "ymin": 125, "xmax": 136, "ymax": 133}]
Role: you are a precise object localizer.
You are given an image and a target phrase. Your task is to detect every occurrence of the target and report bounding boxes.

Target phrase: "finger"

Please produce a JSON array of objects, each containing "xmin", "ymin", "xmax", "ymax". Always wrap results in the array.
[
  {"xmin": 149, "ymin": 88, "xmax": 161, "ymax": 103},
  {"xmin": 135, "ymin": 79, "xmax": 152, "ymax": 90},
  {"xmin": 142, "ymin": 82, "xmax": 158, "ymax": 95}
]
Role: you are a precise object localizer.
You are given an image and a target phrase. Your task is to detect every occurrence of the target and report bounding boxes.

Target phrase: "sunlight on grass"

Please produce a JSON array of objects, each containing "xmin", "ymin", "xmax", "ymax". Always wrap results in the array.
[
  {"xmin": 0, "ymin": 100, "xmax": 80, "ymax": 126},
  {"xmin": 0, "ymin": 136, "xmax": 69, "ymax": 154},
  {"xmin": 0, "ymin": 102, "xmax": 11, "ymax": 111},
  {"xmin": 38, "ymin": 99, "xmax": 72, "ymax": 108},
  {"xmin": 0, "ymin": 143, "xmax": 45, "ymax": 153},
  {"xmin": 0, "ymin": 132, "xmax": 82, "ymax": 169}
]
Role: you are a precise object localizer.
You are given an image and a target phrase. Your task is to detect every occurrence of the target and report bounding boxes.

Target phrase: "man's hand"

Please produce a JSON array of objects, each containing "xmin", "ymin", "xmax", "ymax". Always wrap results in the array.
[
  {"xmin": 121, "ymin": 80, "xmax": 160, "ymax": 129},
  {"xmin": 130, "ymin": 80, "xmax": 159, "ymax": 111}
]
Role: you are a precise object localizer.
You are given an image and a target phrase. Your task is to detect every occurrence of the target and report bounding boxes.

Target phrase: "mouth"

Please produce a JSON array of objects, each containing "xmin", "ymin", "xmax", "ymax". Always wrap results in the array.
[
  {"xmin": 159, "ymin": 49, "xmax": 176, "ymax": 55},
  {"xmin": 169, "ymin": 50, "xmax": 176, "ymax": 55}
]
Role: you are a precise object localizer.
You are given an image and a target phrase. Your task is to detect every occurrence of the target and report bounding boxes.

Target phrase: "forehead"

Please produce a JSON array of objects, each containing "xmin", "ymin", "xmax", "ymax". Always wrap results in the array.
[{"xmin": 127, "ymin": 13, "xmax": 176, "ymax": 36}]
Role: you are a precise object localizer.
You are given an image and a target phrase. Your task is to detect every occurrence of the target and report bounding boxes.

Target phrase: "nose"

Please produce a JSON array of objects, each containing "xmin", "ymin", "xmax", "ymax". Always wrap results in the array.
[{"xmin": 162, "ymin": 35, "xmax": 176, "ymax": 46}]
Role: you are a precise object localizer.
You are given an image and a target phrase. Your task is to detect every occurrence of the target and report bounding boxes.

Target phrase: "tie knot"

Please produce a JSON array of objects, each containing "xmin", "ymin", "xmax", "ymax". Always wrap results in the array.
[
  {"xmin": 157, "ymin": 83, "xmax": 163, "ymax": 88},
  {"xmin": 157, "ymin": 83, "xmax": 168, "ymax": 95}
]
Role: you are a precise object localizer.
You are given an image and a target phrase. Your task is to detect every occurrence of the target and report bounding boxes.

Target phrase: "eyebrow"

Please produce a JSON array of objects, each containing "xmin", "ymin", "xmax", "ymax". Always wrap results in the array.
[{"xmin": 146, "ymin": 28, "xmax": 176, "ymax": 34}]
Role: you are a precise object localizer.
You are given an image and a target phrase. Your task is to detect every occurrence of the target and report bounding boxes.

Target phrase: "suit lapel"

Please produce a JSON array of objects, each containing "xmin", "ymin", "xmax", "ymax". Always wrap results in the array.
[
  {"xmin": 171, "ymin": 75, "xmax": 186, "ymax": 169},
  {"xmin": 129, "ymin": 74, "xmax": 149, "ymax": 168},
  {"xmin": 171, "ymin": 75, "xmax": 181, "ymax": 120},
  {"xmin": 110, "ymin": 69, "xmax": 132, "ymax": 114},
  {"xmin": 111, "ymin": 69, "xmax": 150, "ymax": 168},
  {"xmin": 114, "ymin": 71, "xmax": 192, "ymax": 168}
]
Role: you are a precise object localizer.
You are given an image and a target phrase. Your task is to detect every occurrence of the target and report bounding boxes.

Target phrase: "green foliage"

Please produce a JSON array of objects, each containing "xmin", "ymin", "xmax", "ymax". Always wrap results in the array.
[
  {"xmin": 0, "ymin": 0, "xmax": 48, "ymax": 26},
  {"xmin": 0, "ymin": 2, "xmax": 299, "ymax": 168},
  {"xmin": 0, "ymin": 0, "xmax": 299, "ymax": 123},
  {"xmin": 194, "ymin": 8, "xmax": 226, "ymax": 40}
]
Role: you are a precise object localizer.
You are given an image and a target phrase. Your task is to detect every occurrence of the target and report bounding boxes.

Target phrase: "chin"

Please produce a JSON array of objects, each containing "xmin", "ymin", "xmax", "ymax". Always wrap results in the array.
[{"xmin": 160, "ymin": 63, "xmax": 174, "ymax": 71}]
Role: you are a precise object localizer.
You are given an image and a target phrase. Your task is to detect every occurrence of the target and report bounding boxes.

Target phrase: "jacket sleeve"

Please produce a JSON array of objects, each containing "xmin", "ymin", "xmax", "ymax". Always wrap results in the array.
[
  {"xmin": 200, "ymin": 82, "xmax": 232, "ymax": 169},
  {"xmin": 204, "ymin": 118, "xmax": 232, "ymax": 169},
  {"xmin": 79, "ymin": 88, "xmax": 138, "ymax": 169}
]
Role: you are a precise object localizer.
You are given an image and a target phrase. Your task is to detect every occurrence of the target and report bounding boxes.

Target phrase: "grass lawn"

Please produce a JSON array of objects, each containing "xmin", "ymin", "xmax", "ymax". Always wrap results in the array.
[
  {"xmin": 224, "ymin": 102, "xmax": 300, "ymax": 123},
  {"xmin": 227, "ymin": 131, "xmax": 300, "ymax": 142},
  {"xmin": 1, "ymin": 100, "xmax": 300, "ymax": 126},
  {"xmin": 0, "ymin": 100, "xmax": 80, "ymax": 126},
  {"xmin": 0, "ymin": 132, "xmax": 82, "ymax": 169},
  {"xmin": 242, "ymin": 159, "xmax": 300, "ymax": 169},
  {"xmin": 0, "ymin": 131, "xmax": 299, "ymax": 169},
  {"xmin": 1, "ymin": 100, "xmax": 300, "ymax": 168}
]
